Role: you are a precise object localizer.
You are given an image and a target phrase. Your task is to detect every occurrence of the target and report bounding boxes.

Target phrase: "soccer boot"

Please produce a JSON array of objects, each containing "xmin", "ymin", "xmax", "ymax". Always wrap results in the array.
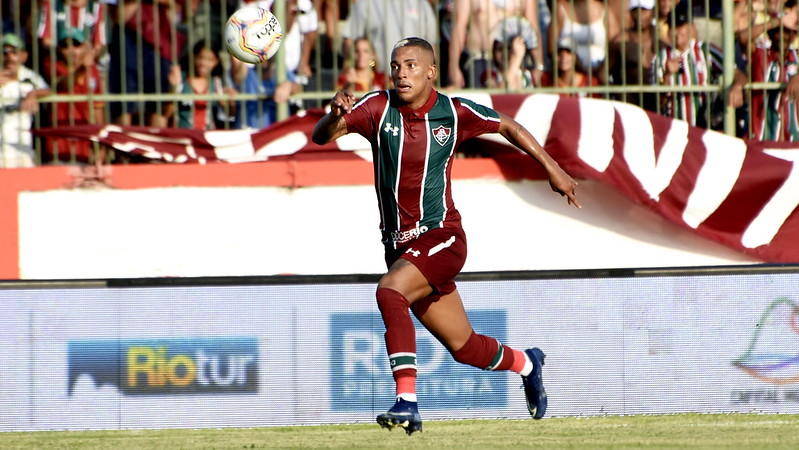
[
  {"xmin": 522, "ymin": 347, "xmax": 548, "ymax": 419},
  {"xmin": 376, "ymin": 398, "xmax": 423, "ymax": 435}
]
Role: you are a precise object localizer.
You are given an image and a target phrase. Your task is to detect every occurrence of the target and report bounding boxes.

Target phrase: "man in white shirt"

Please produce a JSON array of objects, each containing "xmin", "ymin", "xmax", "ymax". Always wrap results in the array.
[{"xmin": 0, "ymin": 34, "xmax": 51, "ymax": 168}]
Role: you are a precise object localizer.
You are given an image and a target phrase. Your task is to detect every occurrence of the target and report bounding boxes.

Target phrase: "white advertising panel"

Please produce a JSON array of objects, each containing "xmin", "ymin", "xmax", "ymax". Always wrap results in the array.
[{"xmin": 1, "ymin": 269, "xmax": 798, "ymax": 431}]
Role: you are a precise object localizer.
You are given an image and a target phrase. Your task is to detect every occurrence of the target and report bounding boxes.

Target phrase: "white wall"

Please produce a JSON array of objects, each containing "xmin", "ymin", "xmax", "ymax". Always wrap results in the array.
[{"xmin": 18, "ymin": 179, "xmax": 756, "ymax": 280}]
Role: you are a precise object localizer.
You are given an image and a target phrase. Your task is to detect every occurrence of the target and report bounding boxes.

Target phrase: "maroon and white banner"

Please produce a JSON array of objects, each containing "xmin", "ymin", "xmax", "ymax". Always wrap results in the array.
[{"xmin": 33, "ymin": 94, "xmax": 799, "ymax": 263}]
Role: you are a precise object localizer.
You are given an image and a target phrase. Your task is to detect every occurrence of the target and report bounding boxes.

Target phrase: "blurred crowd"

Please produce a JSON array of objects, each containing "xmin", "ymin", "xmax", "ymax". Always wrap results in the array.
[{"xmin": 1, "ymin": 0, "xmax": 799, "ymax": 167}]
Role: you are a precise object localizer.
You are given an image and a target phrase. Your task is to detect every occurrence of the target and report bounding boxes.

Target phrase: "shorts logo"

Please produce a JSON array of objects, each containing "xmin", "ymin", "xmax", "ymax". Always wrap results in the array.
[
  {"xmin": 405, "ymin": 248, "xmax": 420, "ymax": 257},
  {"xmin": 432, "ymin": 125, "xmax": 451, "ymax": 146}
]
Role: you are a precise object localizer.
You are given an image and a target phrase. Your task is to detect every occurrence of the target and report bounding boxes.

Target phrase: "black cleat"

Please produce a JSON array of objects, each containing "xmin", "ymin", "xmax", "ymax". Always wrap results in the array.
[
  {"xmin": 522, "ymin": 347, "xmax": 548, "ymax": 419},
  {"xmin": 376, "ymin": 398, "xmax": 423, "ymax": 435}
]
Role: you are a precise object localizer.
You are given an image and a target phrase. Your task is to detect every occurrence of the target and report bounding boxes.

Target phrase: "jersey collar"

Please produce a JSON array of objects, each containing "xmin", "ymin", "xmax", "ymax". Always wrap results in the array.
[{"xmin": 396, "ymin": 89, "xmax": 438, "ymax": 119}]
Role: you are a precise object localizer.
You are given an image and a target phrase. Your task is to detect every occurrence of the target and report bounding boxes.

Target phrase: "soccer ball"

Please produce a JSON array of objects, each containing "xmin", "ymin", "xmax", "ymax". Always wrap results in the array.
[{"xmin": 224, "ymin": 6, "xmax": 282, "ymax": 64}]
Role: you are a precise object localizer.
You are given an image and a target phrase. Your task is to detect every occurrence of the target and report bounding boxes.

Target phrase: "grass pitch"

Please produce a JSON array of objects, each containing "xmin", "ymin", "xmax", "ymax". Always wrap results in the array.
[{"xmin": 4, "ymin": 414, "xmax": 799, "ymax": 449}]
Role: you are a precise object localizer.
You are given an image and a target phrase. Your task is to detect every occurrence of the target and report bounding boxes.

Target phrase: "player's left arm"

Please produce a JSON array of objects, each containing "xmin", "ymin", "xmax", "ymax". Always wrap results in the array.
[{"xmin": 497, "ymin": 112, "xmax": 581, "ymax": 208}]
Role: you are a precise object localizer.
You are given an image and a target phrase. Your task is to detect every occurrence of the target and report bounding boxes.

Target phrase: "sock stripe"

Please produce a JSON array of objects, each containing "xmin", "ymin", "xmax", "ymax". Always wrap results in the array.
[
  {"xmin": 390, "ymin": 353, "xmax": 417, "ymax": 372},
  {"xmin": 484, "ymin": 342, "xmax": 504, "ymax": 371}
]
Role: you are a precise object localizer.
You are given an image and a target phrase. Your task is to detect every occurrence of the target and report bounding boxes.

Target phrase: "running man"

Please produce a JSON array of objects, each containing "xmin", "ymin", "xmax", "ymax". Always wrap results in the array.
[{"xmin": 312, "ymin": 37, "xmax": 580, "ymax": 434}]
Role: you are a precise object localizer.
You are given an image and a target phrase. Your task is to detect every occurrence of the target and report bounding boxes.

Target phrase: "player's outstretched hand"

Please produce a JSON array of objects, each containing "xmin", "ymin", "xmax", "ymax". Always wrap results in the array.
[
  {"xmin": 549, "ymin": 167, "xmax": 581, "ymax": 209},
  {"xmin": 330, "ymin": 90, "xmax": 356, "ymax": 117}
]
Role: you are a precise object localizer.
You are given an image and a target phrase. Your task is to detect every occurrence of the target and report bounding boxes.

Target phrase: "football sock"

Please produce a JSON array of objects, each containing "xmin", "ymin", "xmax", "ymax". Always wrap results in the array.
[
  {"xmin": 376, "ymin": 287, "xmax": 417, "ymax": 399},
  {"xmin": 452, "ymin": 330, "xmax": 531, "ymax": 375}
]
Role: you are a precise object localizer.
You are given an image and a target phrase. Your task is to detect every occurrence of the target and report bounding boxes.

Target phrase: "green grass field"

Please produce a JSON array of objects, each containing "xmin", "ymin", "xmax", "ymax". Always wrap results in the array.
[{"xmin": 4, "ymin": 414, "xmax": 799, "ymax": 449}]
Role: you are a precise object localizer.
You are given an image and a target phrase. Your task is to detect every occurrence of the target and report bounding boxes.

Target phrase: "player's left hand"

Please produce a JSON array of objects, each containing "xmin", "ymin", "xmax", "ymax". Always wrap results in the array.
[
  {"xmin": 330, "ymin": 90, "xmax": 356, "ymax": 117},
  {"xmin": 548, "ymin": 167, "xmax": 581, "ymax": 208}
]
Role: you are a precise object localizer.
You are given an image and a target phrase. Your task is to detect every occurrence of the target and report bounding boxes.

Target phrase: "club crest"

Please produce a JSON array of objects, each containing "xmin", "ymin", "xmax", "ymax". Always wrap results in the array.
[{"xmin": 432, "ymin": 125, "xmax": 452, "ymax": 146}]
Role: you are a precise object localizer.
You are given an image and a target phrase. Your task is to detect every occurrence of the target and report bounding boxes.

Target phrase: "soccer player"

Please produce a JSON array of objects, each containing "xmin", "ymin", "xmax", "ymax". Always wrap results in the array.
[{"xmin": 312, "ymin": 37, "xmax": 580, "ymax": 434}]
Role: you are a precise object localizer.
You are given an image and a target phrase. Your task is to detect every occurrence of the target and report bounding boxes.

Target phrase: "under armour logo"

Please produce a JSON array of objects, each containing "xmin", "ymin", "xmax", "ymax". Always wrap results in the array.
[
  {"xmin": 384, "ymin": 122, "xmax": 399, "ymax": 136},
  {"xmin": 405, "ymin": 248, "xmax": 420, "ymax": 257}
]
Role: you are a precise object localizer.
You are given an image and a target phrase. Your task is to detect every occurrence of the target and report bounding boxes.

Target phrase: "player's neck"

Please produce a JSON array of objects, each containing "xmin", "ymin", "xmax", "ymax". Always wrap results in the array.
[{"xmin": 400, "ymin": 89, "xmax": 435, "ymax": 112}]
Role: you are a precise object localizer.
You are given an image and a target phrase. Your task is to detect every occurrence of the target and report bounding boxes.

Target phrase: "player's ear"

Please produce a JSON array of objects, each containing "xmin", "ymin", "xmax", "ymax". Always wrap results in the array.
[{"xmin": 428, "ymin": 63, "xmax": 437, "ymax": 81}]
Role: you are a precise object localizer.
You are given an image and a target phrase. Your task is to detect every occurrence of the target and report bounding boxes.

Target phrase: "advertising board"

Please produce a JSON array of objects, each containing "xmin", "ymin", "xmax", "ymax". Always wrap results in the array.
[{"xmin": 1, "ymin": 269, "xmax": 798, "ymax": 431}]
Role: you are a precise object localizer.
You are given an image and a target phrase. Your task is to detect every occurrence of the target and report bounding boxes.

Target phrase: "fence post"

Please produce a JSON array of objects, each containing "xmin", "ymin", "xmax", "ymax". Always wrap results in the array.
[
  {"xmin": 722, "ymin": 0, "xmax": 736, "ymax": 136},
  {"xmin": 274, "ymin": 0, "xmax": 288, "ymax": 122}
]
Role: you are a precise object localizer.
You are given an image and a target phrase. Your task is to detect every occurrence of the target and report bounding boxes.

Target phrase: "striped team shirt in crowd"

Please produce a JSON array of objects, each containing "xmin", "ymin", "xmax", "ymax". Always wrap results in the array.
[
  {"xmin": 37, "ymin": 0, "xmax": 108, "ymax": 49},
  {"xmin": 749, "ymin": 45, "xmax": 799, "ymax": 142},
  {"xmin": 343, "ymin": 89, "xmax": 501, "ymax": 248},
  {"xmin": 655, "ymin": 39, "xmax": 723, "ymax": 128}
]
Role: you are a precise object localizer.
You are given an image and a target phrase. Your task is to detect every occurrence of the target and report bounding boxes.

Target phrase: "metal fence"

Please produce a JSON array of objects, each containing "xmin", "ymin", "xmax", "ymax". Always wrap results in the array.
[{"xmin": 0, "ymin": 0, "xmax": 791, "ymax": 167}]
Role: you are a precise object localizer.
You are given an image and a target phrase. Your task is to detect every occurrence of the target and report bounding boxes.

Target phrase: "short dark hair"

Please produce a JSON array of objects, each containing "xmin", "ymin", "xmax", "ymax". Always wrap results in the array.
[{"xmin": 392, "ymin": 37, "xmax": 436, "ymax": 64}]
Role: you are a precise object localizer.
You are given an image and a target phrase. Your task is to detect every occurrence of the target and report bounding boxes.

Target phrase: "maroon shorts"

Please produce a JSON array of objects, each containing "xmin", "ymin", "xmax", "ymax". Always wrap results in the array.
[{"xmin": 384, "ymin": 226, "xmax": 467, "ymax": 306}]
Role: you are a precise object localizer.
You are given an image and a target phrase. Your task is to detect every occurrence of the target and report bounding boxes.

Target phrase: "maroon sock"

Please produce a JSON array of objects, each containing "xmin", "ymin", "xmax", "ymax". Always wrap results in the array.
[
  {"xmin": 452, "ymin": 330, "xmax": 518, "ymax": 371},
  {"xmin": 376, "ymin": 287, "xmax": 417, "ymax": 396}
]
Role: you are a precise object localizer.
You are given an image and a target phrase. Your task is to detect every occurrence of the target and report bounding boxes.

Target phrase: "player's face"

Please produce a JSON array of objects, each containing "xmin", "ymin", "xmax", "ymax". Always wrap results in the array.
[{"xmin": 390, "ymin": 45, "xmax": 436, "ymax": 109}]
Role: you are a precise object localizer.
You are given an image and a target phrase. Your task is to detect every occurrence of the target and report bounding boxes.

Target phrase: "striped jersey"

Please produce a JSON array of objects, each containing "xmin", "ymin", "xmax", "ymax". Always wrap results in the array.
[
  {"xmin": 343, "ymin": 89, "xmax": 501, "ymax": 247},
  {"xmin": 749, "ymin": 45, "xmax": 799, "ymax": 142},
  {"xmin": 654, "ymin": 39, "xmax": 723, "ymax": 128}
]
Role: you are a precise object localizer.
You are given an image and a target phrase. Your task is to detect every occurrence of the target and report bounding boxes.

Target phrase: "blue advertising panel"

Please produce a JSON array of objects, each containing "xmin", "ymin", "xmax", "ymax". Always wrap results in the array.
[{"xmin": 329, "ymin": 310, "xmax": 508, "ymax": 411}]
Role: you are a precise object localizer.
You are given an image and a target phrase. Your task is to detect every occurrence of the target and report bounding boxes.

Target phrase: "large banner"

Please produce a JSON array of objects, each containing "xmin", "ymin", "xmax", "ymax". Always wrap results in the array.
[
  {"xmin": 33, "ymin": 95, "xmax": 799, "ymax": 263},
  {"xmin": 2, "ymin": 270, "xmax": 799, "ymax": 431}
]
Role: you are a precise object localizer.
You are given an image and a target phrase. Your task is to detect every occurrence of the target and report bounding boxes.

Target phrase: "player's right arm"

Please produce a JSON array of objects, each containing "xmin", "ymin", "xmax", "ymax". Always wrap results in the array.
[{"xmin": 312, "ymin": 90, "xmax": 357, "ymax": 144}]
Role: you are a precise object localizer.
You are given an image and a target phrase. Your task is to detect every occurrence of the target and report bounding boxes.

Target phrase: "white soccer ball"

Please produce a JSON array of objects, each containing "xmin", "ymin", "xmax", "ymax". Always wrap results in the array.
[{"xmin": 224, "ymin": 6, "xmax": 282, "ymax": 64}]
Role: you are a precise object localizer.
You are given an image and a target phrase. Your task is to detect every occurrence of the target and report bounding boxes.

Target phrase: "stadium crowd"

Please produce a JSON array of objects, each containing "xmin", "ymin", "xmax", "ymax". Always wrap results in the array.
[{"xmin": 1, "ymin": 0, "xmax": 798, "ymax": 167}]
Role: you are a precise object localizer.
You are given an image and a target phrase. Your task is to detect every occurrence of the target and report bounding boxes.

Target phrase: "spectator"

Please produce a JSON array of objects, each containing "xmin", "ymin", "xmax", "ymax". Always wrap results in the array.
[
  {"xmin": 108, "ymin": 0, "xmax": 187, "ymax": 126},
  {"xmin": 482, "ymin": 35, "xmax": 534, "ymax": 89},
  {"xmin": 36, "ymin": 0, "xmax": 109, "ymax": 60},
  {"xmin": 246, "ymin": 0, "xmax": 319, "ymax": 83},
  {"xmin": 656, "ymin": 0, "xmax": 680, "ymax": 43},
  {"xmin": 549, "ymin": 0, "xmax": 620, "ymax": 82},
  {"xmin": 541, "ymin": 37, "xmax": 600, "ymax": 96},
  {"xmin": 654, "ymin": 5, "xmax": 727, "ymax": 129},
  {"xmin": 0, "ymin": 33, "xmax": 51, "ymax": 168},
  {"xmin": 448, "ymin": 0, "xmax": 543, "ymax": 88},
  {"xmin": 734, "ymin": 0, "xmax": 792, "ymax": 50},
  {"xmin": 230, "ymin": 55, "xmax": 302, "ymax": 130},
  {"xmin": 608, "ymin": 0, "xmax": 657, "ymax": 109},
  {"xmin": 42, "ymin": 28, "xmax": 105, "ymax": 163},
  {"xmin": 343, "ymin": 0, "xmax": 438, "ymax": 74},
  {"xmin": 336, "ymin": 37, "xmax": 387, "ymax": 92},
  {"xmin": 165, "ymin": 40, "xmax": 237, "ymax": 130},
  {"xmin": 733, "ymin": 0, "xmax": 799, "ymax": 141}
]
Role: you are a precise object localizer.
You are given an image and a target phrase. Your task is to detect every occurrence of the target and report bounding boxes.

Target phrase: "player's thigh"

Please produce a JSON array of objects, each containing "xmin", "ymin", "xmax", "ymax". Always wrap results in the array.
[
  {"xmin": 413, "ymin": 289, "xmax": 474, "ymax": 352},
  {"xmin": 378, "ymin": 258, "xmax": 433, "ymax": 302}
]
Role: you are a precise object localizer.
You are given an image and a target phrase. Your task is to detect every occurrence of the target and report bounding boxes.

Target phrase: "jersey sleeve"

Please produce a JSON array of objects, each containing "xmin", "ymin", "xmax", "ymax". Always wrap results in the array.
[
  {"xmin": 343, "ymin": 91, "xmax": 385, "ymax": 142},
  {"xmin": 453, "ymin": 97, "xmax": 502, "ymax": 141}
]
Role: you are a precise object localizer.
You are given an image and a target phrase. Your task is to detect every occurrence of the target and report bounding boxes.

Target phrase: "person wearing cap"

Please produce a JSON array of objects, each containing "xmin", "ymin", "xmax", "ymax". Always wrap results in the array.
[
  {"xmin": 606, "ymin": 0, "xmax": 657, "ymax": 109},
  {"xmin": 549, "ymin": 0, "xmax": 621, "ymax": 81},
  {"xmin": 40, "ymin": 27, "xmax": 105, "ymax": 163},
  {"xmin": 654, "ymin": 4, "xmax": 727, "ymax": 129},
  {"xmin": 482, "ymin": 34, "xmax": 534, "ymax": 89},
  {"xmin": 541, "ymin": 36, "xmax": 600, "ymax": 97},
  {"xmin": 733, "ymin": 0, "xmax": 799, "ymax": 141},
  {"xmin": 448, "ymin": 0, "xmax": 544, "ymax": 88},
  {"xmin": 0, "ymin": 33, "xmax": 52, "ymax": 168}
]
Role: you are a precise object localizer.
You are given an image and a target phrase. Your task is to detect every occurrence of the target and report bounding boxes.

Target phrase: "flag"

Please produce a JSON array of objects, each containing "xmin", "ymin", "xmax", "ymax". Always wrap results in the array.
[{"xmin": 33, "ymin": 94, "xmax": 799, "ymax": 263}]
